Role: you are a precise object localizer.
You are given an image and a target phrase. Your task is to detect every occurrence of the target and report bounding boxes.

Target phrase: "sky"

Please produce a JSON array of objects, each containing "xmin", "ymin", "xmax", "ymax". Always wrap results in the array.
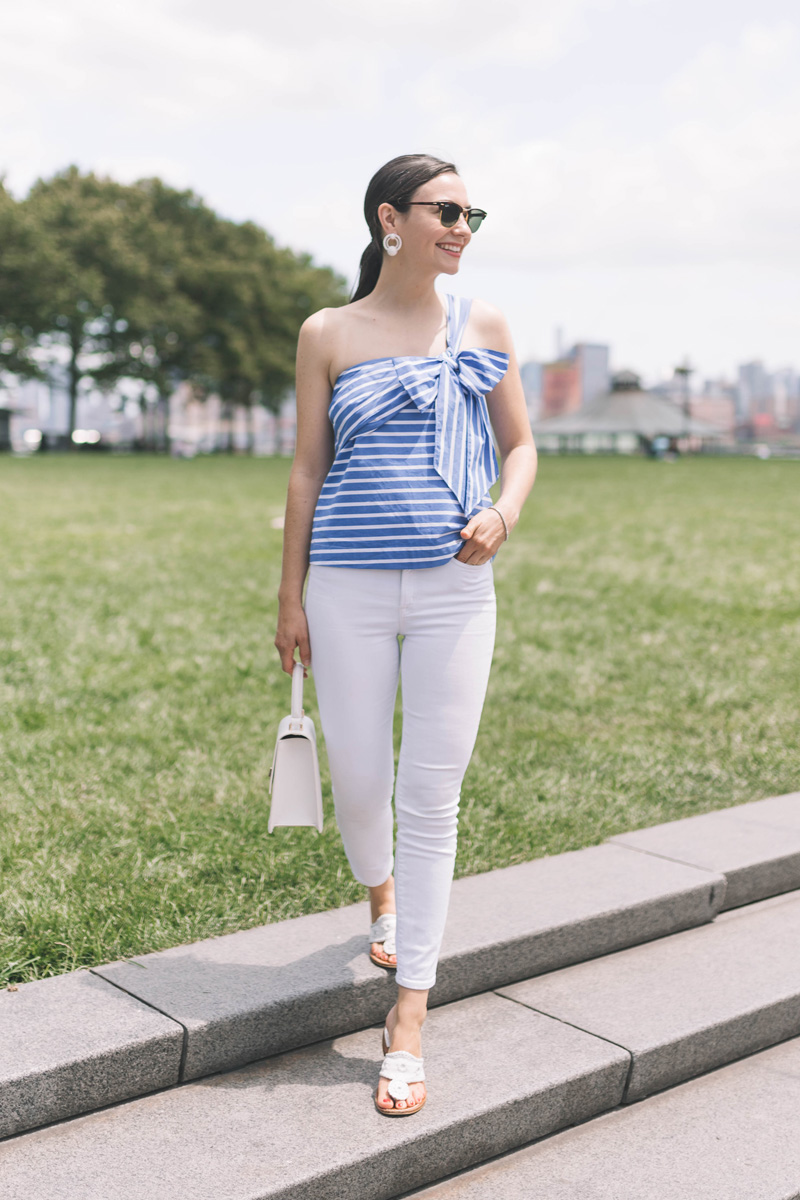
[{"xmin": 2, "ymin": 0, "xmax": 798, "ymax": 386}]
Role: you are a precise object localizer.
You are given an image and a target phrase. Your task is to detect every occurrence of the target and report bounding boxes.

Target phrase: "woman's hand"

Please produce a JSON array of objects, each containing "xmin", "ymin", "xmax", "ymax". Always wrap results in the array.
[
  {"xmin": 455, "ymin": 506, "xmax": 508, "ymax": 565},
  {"xmin": 274, "ymin": 600, "xmax": 311, "ymax": 676}
]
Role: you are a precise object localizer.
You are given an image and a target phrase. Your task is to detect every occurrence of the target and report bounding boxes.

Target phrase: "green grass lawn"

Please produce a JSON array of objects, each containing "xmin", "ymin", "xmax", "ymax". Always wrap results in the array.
[{"xmin": 1, "ymin": 453, "xmax": 799, "ymax": 984}]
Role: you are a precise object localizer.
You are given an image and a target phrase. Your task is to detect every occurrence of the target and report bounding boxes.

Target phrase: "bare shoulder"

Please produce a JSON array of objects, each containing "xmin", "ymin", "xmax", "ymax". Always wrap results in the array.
[
  {"xmin": 299, "ymin": 301, "xmax": 366, "ymax": 352},
  {"xmin": 297, "ymin": 304, "xmax": 349, "ymax": 376},
  {"xmin": 298, "ymin": 305, "xmax": 338, "ymax": 348},
  {"xmin": 468, "ymin": 297, "xmax": 513, "ymax": 353}
]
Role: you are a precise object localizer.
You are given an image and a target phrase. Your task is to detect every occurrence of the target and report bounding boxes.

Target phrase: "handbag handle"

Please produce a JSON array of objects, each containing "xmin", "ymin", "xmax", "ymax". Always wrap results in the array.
[{"xmin": 291, "ymin": 660, "xmax": 305, "ymax": 720}]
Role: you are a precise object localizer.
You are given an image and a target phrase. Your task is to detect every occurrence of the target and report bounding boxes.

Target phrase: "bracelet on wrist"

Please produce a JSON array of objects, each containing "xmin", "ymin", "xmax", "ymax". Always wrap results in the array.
[{"xmin": 488, "ymin": 505, "xmax": 509, "ymax": 541}]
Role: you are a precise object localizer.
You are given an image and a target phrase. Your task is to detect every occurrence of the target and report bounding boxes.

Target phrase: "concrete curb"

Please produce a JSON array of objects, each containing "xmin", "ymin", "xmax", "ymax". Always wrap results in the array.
[
  {"xmin": 5, "ymin": 897, "xmax": 800, "ymax": 1198},
  {"xmin": 499, "ymin": 888, "xmax": 800, "ymax": 1101},
  {"xmin": 0, "ymin": 993, "xmax": 631, "ymax": 1198},
  {"xmin": 0, "ymin": 972, "xmax": 182, "ymax": 1140},
  {"xmin": 412, "ymin": 1032, "xmax": 800, "ymax": 1199},
  {"xmin": 92, "ymin": 842, "xmax": 723, "ymax": 1082},
  {"xmin": 608, "ymin": 791, "xmax": 800, "ymax": 908},
  {"xmin": 2, "ymin": 791, "xmax": 797, "ymax": 1140}
]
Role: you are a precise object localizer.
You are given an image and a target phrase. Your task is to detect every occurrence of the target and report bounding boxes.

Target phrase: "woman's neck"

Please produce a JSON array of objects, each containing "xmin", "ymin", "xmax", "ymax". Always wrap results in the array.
[{"xmin": 368, "ymin": 270, "xmax": 444, "ymax": 319}]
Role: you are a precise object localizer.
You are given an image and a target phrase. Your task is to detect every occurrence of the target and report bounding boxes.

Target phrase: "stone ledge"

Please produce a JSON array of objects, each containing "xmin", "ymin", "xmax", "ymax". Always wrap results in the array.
[
  {"xmin": 14, "ymin": 789, "xmax": 800, "ymax": 1140},
  {"xmin": 608, "ymin": 790, "xmax": 800, "ymax": 908},
  {"xmin": 93, "ymin": 842, "xmax": 722, "ymax": 1081},
  {"xmin": 0, "ymin": 992, "xmax": 630, "ymax": 1199},
  {"xmin": 0, "ymin": 971, "xmax": 183, "ymax": 1140},
  {"xmin": 498, "ymin": 888, "xmax": 800, "ymax": 1101},
  {"xmin": 412, "ymin": 1032, "xmax": 800, "ymax": 1199}
]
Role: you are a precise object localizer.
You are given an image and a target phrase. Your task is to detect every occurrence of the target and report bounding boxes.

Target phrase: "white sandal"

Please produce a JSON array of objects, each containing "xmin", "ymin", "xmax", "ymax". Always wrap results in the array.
[
  {"xmin": 374, "ymin": 1025, "xmax": 426, "ymax": 1117},
  {"xmin": 368, "ymin": 913, "xmax": 397, "ymax": 969}
]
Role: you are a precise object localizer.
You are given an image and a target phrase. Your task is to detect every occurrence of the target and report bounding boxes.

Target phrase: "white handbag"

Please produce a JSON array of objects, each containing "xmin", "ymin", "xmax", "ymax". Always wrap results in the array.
[{"xmin": 268, "ymin": 661, "xmax": 324, "ymax": 833}]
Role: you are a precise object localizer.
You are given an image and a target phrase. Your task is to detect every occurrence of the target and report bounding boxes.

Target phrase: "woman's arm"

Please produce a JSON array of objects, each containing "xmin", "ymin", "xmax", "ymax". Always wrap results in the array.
[
  {"xmin": 457, "ymin": 302, "xmax": 538, "ymax": 564},
  {"xmin": 274, "ymin": 310, "xmax": 336, "ymax": 675}
]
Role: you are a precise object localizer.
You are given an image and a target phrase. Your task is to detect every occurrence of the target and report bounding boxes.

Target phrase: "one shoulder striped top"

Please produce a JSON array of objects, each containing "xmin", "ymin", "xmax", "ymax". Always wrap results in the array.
[{"xmin": 308, "ymin": 292, "xmax": 510, "ymax": 569}]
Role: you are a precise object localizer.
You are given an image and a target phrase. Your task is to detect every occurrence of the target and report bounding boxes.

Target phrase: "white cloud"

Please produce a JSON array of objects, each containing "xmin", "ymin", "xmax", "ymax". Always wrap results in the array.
[
  {"xmin": 665, "ymin": 20, "xmax": 797, "ymax": 117},
  {"xmin": 0, "ymin": 0, "xmax": 374, "ymax": 146},
  {"xmin": 1, "ymin": 0, "xmax": 798, "ymax": 377},
  {"xmin": 0, "ymin": 0, "xmax": 619, "ymax": 151},
  {"xmin": 92, "ymin": 155, "xmax": 193, "ymax": 188},
  {"xmin": 460, "ymin": 18, "xmax": 800, "ymax": 270},
  {"xmin": 178, "ymin": 0, "xmax": 610, "ymax": 61}
]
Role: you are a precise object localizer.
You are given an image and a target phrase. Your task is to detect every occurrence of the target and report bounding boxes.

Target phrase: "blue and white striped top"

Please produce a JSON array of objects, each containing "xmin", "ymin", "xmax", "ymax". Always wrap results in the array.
[{"xmin": 308, "ymin": 292, "xmax": 510, "ymax": 569}]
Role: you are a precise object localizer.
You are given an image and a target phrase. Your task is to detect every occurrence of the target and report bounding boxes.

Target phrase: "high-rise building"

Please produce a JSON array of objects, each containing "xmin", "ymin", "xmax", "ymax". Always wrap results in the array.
[
  {"xmin": 541, "ymin": 360, "xmax": 581, "ymax": 418},
  {"xmin": 773, "ymin": 367, "xmax": 800, "ymax": 429},
  {"xmin": 536, "ymin": 341, "xmax": 611, "ymax": 420},
  {"xmin": 737, "ymin": 361, "xmax": 773, "ymax": 419},
  {"xmin": 691, "ymin": 394, "xmax": 736, "ymax": 434},
  {"xmin": 569, "ymin": 343, "xmax": 610, "ymax": 408},
  {"xmin": 519, "ymin": 361, "xmax": 543, "ymax": 421}
]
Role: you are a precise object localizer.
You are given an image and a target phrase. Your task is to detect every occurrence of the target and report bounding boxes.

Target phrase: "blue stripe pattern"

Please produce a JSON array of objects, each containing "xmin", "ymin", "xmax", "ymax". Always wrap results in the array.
[{"xmin": 309, "ymin": 293, "xmax": 509, "ymax": 569}]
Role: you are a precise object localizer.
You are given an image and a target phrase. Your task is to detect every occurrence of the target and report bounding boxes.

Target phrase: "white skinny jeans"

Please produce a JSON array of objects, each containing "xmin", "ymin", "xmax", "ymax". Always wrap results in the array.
[{"xmin": 304, "ymin": 556, "xmax": 496, "ymax": 990}]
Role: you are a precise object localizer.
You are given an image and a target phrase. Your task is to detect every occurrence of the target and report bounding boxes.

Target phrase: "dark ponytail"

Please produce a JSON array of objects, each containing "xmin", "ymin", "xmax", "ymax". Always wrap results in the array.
[{"xmin": 350, "ymin": 153, "xmax": 457, "ymax": 303}]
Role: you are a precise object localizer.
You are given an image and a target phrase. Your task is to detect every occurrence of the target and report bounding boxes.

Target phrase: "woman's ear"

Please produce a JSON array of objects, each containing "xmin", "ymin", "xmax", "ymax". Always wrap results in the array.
[{"xmin": 377, "ymin": 201, "xmax": 399, "ymax": 236}]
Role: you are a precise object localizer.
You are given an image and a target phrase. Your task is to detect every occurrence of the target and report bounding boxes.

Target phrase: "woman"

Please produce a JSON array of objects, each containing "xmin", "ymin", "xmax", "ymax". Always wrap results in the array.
[{"xmin": 275, "ymin": 153, "xmax": 537, "ymax": 1116}]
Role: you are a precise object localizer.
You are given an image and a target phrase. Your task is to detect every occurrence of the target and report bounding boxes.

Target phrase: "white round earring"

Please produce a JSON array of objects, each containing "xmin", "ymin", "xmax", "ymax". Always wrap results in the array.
[{"xmin": 383, "ymin": 233, "xmax": 402, "ymax": 256}]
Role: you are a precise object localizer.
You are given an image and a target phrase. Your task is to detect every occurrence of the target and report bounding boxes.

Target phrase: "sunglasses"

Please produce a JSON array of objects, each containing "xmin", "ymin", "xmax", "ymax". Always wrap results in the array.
[{"xmin": 404, "ymin": 201, "xmax": 487, "ymax": 233}]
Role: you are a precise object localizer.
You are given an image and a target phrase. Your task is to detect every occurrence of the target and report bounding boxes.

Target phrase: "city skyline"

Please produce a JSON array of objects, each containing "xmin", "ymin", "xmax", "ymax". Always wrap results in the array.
[
  {"xmin": 519, "ymin": 337, "xmax": 798, "ymax": 431},
  {"xmin": 8, "ymin": 337, "xmax": 796, "ymax": 449}
]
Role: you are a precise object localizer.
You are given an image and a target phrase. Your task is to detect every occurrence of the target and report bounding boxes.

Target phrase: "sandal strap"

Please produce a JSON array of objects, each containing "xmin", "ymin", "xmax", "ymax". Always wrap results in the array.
[
  {"xmin": 369, "ymin": 913, "xmax": 396, "ymax": 954},
  {"xmin": 379, "ymin": 1049, "xmax": 425, "ymax": 1084}
]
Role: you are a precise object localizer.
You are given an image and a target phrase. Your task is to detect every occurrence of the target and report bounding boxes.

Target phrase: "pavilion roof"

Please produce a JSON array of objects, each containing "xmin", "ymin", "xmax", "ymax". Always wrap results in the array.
[{"xmin": 531, "ymin": 388, "xmax": 726, "ymax": 438}]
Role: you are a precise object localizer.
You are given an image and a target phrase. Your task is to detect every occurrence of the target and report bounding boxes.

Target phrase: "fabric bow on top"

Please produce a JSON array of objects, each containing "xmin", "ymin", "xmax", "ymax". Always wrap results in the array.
[
  {"xmin": 329, "ymin": 344, "xmax": 510, "ymax": 516},
  {"xmin": 393, "ymin": 347, "xmax": 509, "ymax": 515}
]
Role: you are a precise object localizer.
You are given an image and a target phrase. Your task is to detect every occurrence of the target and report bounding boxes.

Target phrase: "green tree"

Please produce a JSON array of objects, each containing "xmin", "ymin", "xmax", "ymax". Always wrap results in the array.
[
  {"xmin": 0, "ymin": 167, "xmax": 163, "ymax": 442},
  {"xmin": 126, "ymin": 180, "xmax": 345, "ymax": 453},
  {"xmin": 0, "ymin": 180, "xmax": 45, "ymax": 385},
  {"xmin": 0, "ymin": 168, "xmax": 348, "ymax": 451}
]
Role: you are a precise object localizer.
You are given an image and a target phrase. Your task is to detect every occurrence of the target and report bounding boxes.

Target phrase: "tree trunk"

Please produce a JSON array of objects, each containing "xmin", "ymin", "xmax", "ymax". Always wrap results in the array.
[
  {"xmin": 0, "ymin": 408, "xmax": 11, "ymax": 453},
  {"xmin": 222, "ymin": 402, "xmax": 234, "ymax": 453},
  {"xmin": 158, "ymin": 391, "xmax": 171, "ymax": 455},
  {"xmin": 245, "ymin": 404, "xmax": 255, "ymax": 455},
  {"xmin": 138, "ymin": 396, "xmax": 150, "ymax": 451},
  {"xmin": 67, "ymin": 330, "xmax": 81, "ymax": 445}
]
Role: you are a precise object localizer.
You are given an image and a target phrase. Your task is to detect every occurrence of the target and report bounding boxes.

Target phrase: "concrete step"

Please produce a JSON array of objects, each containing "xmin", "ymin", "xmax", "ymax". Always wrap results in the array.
[
  {"xmin": 0, "ymin": 991, "xmax": 631, "ymax": 1199},
  {"xmin": 92, "ymin": 840, "xmax": 723, "ymax": 1081},
  {"xmin": 498, "ymin": 888, "xmax": 800, "ymax": 1101},
  {"xmin": 609, "ymin": 790, "xmax": 800, "ymax": 908},
  {"xmin": 0, "ymin": 838, "xmax": 722, "ymax": 1138},
  {"xmin": 3, "ymin": 790, "xmax": 797, "ymax": 1141},
  {"xmin": 3, "ymin": 888, "xmax": 800, "ymax": 1198},
  {"xmin": 0, "ymin": 972, "xmax": 182, "ymax": 1141},
  {"xmin": 410, "ymin": 1033, "xmax": 800, "ymax": 1200}
]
